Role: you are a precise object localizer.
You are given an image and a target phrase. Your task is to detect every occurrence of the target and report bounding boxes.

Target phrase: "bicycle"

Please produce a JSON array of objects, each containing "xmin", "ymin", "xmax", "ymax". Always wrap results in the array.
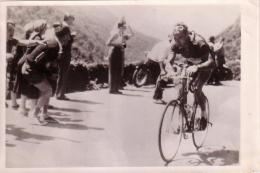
[{"xmin": 158, "ymin": 64, "xmax": 212, "ymax": 164}]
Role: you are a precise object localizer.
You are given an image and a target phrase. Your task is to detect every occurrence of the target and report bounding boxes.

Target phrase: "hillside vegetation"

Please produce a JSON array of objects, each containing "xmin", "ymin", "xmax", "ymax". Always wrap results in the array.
[
  {"xmin": 217, "ymin": 17, "xmax": 241, "ymax": 80},
  {"xmin": 7, "ymin": 6, "xmax": 159, "ymax": 64}
]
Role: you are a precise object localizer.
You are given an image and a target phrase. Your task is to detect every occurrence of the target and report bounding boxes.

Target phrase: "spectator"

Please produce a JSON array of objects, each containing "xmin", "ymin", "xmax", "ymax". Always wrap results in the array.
[
  {"xmin": 6, "ymin": 20, "xmax": 19, "ymax": 109},
  {"xmin": 15, "ymin": 20, "xmax": 48, "ymax": 116},
  {"xmin": 106, "ymin": 17, "xmax": 134, "ymax": 94},
  {"xmin": 20, "ymin": 25, "xmax": 63, "ymax": 125},
  {"xmin": 55, "ymin": 13, "xmax": 75, "ymax": 100},
  {"xmin": 6, "ymin": 20, "xmax": 40, "ymax": 111},
  {"xmin": 208, "ymin": 36, "xmax": 226, "ymax": 85}
]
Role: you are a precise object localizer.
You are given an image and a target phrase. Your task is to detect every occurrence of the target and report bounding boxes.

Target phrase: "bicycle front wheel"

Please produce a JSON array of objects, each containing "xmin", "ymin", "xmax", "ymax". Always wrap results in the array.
[
  {"xmin": 158, "ymin": 100, "xmax": 183, "ymax": 163},
  {"xmin": 192, "ymin": 97, "xmax": 210, "ymax": 149}
]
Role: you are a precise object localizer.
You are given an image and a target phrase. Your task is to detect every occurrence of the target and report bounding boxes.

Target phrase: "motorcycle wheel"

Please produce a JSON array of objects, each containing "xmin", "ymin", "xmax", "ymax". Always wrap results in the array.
[{"xmin": 133, "ymin": 68, "xmax": 149, "ymax": 87}]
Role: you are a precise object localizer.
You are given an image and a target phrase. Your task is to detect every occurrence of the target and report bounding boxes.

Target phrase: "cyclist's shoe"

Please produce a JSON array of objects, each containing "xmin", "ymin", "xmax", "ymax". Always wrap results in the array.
[
  {"xmin": 173, "ymin": 126, "xmax": 180, "ymax": 134},
  {"xmin": 184, "ymin": 126, "xmax": 192, "ymax": 133},
  {"xmin": 199, "ymin": 117, "xmax": 208, "ymax": 131},
  {"xmin": 194, "ymin": 118, "xmax": 200, "ymax": 130}
]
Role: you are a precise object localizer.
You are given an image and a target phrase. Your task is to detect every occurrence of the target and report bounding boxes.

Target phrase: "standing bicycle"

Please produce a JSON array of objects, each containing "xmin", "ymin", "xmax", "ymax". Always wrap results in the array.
[{"xmin": 155, "ymin": 22, "xmax": 216, "ymax": 163}]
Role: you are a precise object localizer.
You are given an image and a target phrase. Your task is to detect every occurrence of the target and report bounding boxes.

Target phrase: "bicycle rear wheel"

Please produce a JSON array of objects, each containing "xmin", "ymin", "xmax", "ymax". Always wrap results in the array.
[
  {"xmin": 158, "ymin": 100, "xmax": 183, "ymax": 163},
  {"xmin": 192, "ymin": 97, "xmax": 210, "ymax": 149}
]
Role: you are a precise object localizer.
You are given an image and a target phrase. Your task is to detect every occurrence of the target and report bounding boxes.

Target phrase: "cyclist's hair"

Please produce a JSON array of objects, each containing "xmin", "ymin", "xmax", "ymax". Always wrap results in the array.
[{"xmin": 172, "ymin": 22, "xmax": 189, "ymax": 36}]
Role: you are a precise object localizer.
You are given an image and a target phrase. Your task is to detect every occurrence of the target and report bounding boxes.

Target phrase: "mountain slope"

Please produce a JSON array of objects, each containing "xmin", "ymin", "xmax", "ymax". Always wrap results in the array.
[
  {"xmin": 216, "ymin": 17, "xmax": 241, "ymax": 80},
  {"xmin": 7, "ymin": 6, "xmax": 159, "ymax": 64}
]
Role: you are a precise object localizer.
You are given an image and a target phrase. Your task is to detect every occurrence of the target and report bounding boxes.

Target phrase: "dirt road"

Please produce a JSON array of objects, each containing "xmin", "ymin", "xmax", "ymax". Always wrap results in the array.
[{"xmin": 6, "ymin": 81, "xmax": 240, "ymax": 167}]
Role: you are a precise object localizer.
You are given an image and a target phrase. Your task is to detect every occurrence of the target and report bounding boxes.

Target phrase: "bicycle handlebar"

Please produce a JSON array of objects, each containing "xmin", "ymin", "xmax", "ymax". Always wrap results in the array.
[{"xmin": 159, "ymin": 64, "xmax": 196, "ymax": 93}]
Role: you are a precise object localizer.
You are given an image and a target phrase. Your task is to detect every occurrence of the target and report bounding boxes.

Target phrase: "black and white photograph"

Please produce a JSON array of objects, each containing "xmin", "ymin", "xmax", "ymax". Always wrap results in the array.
[{"xmin": 2, "ymin": 0, "xmax": 254, "ymax": 169}]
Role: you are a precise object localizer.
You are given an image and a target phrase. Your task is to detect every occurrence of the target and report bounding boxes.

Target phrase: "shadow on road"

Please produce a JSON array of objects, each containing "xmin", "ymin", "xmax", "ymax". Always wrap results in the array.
[
  {"xmin": 165, "ymin": 157, "xmax": 202, "ymax": 167},
  {"xmin": 68, "ymin": 99, "xmax": 103, "ymax": 105},
  {"xmin": 50, "ymin": 106, "xmax": 90, "ymax": 113},
  {"xmin": 6, "ymin": 124, "xmax": 54, "ymax": 143},
  {"xmin": 48, "ymin": 111, "xmax": 71, "ymax": 117},
  {"xmin": 6, "ymin": 142, "xmax": 16, "ymax": 147},
  {"xmin": 181, "ymin": 148, "xmax": 239, "ymax": 166},
  {"xmin": 53, "ymin": 117, "xmax": 83, "ymax": 123},
  {"xmin": 45, "ymin": 121, "xmax": 104, "ymax": 131},
  {"xmin": 123, "ymin": 88, "xmax": 151, "ymax": 93},
  {"xmin": 6, "ymin": 124, "xmax": 82, "ymax": 144},
  {"xmin": 121, "ymin": 93, "xmax": 143, "ymax": 97}
]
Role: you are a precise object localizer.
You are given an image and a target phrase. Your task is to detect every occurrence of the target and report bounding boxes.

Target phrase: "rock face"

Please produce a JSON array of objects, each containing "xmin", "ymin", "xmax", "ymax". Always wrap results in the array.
[{"xmin": 217, "ymin": 17, "xmax": 241, "ymax": 80}]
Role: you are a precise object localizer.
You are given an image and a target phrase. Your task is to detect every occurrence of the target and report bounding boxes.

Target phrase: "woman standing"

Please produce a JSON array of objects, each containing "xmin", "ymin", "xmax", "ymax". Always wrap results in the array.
[
  {"xmin": 106, "ymin": 17, "xmax": 134, "ymax": 94},
  {"xmin": 20, "ymin": 23, "xmax": 63, "ymax": 125},
  {"xmin": 15, "ymin": 20, "xmax": 48, "ymax": 116}
]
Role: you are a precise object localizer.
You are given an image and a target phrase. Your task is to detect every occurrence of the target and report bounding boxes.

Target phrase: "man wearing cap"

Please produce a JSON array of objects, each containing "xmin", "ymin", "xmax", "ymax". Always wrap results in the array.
[
  {"xmin": 6, "ymin": 20, "xmax": 40, "ymax": 109},
  {"xmin": 153, "ymin": 22, "xmax": 215, "ymax": 130},
  {"xmin": 55, "ymin": 13, "xmax": 75, "ymax": 100}
]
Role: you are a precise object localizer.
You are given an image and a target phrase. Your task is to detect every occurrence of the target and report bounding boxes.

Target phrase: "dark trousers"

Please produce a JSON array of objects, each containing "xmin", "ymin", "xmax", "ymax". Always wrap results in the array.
[
  {"xmin": 55, "ymin": 57, "xmax": 71, "ymax": 97},
  {"xmin": 109, "ymin": 47, "xmax": 124, "ymax": 92},
  {"xmin": 153, "ymin": 77, "xmax": 166, "ymax": 100}
]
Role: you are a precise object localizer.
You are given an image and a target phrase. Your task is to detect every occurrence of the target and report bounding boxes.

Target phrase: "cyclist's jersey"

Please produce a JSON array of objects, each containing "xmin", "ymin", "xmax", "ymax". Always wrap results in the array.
[
  {"xmin": 147, "ymin": 40, "xmax": 172, "ymax": 62},
  {"xmin": 170, "ymin": 31, "xmax": 213, "ymax": 65}
]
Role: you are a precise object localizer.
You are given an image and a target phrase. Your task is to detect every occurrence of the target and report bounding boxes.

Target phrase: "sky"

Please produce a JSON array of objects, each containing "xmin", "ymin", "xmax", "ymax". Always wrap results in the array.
[{"xmin": 106, "ymin": 5, "xmax": 240, "ymax": 40}]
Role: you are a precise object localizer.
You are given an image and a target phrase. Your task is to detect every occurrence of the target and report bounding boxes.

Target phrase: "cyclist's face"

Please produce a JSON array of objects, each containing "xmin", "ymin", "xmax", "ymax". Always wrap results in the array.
[{"xmin": 174, "ymin": 35, "xmax": 187, "ymax": 47}]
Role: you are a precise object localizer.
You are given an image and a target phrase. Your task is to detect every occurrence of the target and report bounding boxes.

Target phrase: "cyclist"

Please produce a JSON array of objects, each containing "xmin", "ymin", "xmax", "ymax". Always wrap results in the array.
[{"xmin": 154, "ymin": 22, "xmax": 215, "ymax": 130}]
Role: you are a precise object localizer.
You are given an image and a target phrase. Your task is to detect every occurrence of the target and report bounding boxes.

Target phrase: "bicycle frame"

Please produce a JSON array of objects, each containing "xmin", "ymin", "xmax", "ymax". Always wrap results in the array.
[
  {"xmin": 173, "ymin": 65, "xmax": 197, "ymax": 132},
  {"xmin": 158, "ymin": 64, "xmax": 201, "ymax": 132}
]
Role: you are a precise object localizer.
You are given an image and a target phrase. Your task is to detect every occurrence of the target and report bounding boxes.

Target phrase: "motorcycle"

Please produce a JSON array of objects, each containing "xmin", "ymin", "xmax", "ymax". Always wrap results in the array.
[
  {"xmin": 132, "ymin": 53, "xmax": 182, "ymax": 87},
  {"xmin": 132, "ymin": 58, "xmax": 160, "ymax": 87},
  {"xmin": 207, "ymin": 64, "xmax": 233, "ymax": 85}
]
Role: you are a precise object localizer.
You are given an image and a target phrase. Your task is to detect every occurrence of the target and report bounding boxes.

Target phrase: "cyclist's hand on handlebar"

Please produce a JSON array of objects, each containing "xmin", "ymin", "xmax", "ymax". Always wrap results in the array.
[{"xmin": 186, "ymin": 65, "xmax": 198, "ymax": 76}]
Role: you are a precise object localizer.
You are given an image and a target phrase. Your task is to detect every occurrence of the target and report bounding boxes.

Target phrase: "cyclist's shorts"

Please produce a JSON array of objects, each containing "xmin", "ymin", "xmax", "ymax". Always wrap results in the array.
[{"xmin": 191, "ymin": 70, "xmax": 212, "ymax": 90}]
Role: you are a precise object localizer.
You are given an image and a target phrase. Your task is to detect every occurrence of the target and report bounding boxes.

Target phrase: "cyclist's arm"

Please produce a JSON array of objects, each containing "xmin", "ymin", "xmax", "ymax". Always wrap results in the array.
[
  {"xmin": 168, "ymin": 51, "xmax": 176, "ymax": 66},
  {"xmin": 197, "ymin": 50, "xmax": 215, "ymax": 70},
  {"xmin": 17, "ymin": 39, "xmax": 40, "ymax": 47}
]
